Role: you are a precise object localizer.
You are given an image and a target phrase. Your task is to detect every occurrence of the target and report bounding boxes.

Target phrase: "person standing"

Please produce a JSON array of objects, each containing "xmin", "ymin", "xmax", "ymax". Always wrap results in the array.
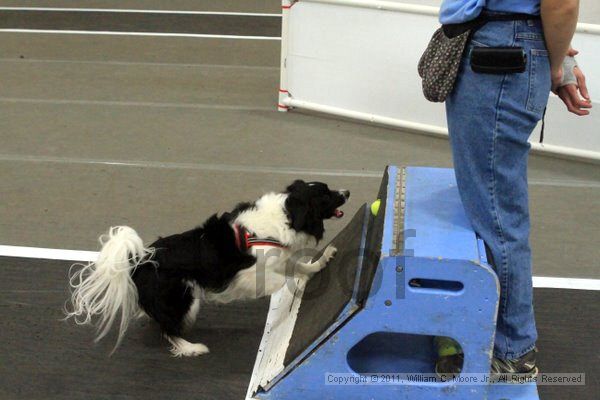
[{"xmin": 436, "ymin": 0, "xmax": 591, "ymax": 377}]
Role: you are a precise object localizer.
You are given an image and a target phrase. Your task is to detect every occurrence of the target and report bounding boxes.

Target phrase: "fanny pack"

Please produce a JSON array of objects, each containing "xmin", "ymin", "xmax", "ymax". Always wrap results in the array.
[{"xmin": 418, "ymin": 12, "xmax": 540, "ymax": 103}]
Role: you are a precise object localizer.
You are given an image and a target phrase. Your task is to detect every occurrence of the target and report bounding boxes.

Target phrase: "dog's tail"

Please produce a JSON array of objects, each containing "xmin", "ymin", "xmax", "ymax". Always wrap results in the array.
[{"xmin": 65, "ymin": 226, "xmax": 154, "ymax": 352}]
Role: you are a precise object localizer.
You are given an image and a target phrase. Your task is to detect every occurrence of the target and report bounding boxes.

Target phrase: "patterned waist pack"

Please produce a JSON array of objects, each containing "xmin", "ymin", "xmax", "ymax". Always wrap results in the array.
[{"xmin": 418, "ymin": 12, "xmax": 540, "ymax": 103}]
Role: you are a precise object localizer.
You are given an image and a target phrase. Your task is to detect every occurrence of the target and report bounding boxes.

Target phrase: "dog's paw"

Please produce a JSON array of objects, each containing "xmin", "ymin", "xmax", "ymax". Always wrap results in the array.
[
  {"xmin": 322, "ymin": 245, "xmax": 337, "ymax": 264},
  {"xmin": 171, "ymin": 342, "xmax": 210, "ymax": 357}
]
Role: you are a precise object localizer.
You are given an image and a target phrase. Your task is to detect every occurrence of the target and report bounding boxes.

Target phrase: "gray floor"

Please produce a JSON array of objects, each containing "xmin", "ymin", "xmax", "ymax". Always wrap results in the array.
[
  {"xmin": 0, "ymin": 4, "xmax": 599, "ymax": 400},
  {"xmin": 1, "ymin": 257, "xmax": 598, "ymax": 400},
  {"xmin": 1, "ymin": 29, "xmax": 598, "ymax": 278},
  {"xmin": 0, "ymin": 10, "xmax": 282, "ymax": 36},
  {"xmin": 0, "ymin": 0, "xmax": 282, "ymax": 14}
]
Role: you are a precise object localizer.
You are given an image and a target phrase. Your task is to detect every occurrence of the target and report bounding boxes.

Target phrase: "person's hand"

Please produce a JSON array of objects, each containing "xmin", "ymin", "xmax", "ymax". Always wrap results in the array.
[{"xmin": 555, "ymin": 47, "xmax": 592, "ymax": 116}]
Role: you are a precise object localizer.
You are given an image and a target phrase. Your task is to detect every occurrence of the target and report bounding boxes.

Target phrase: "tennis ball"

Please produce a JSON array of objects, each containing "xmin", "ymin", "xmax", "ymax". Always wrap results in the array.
[
  {"xmin": 434, "ymin": 337, "xmax": 462, "ymax": 357},
  {"xmin": 370, "ymin": 199, "xmax": 381, "ymax": 216}
]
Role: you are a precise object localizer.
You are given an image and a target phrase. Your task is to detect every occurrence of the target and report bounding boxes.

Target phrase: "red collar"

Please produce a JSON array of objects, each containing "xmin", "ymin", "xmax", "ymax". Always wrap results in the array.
[{"xmin": 232, "ymin": 224, "xmax": 287, "ymax": 251}]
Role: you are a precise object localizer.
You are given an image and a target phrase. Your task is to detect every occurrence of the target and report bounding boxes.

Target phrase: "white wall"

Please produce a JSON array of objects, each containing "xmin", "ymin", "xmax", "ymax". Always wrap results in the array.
[{"xmin": 282, "ymin": 1, "xmax": 600, "ymax": 161}]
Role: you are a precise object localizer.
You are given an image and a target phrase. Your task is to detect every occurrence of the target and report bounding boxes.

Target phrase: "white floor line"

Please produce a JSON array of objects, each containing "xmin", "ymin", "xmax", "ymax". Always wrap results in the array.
[
  {"xmin": 532, "ymin": 276, "xmax": 600, "ymax": 291},
  {"xmin": 0, "ymin": 29, "xmax": 281, "ymax": 40},
  {"xmin": 0, "ymin": 154, "xmax": 383, "ymax": 178},
  {"xmin": 528, "ymin": 178, "xmax": 600, "ymax": 189},
  {"xmin": 0, "ymin": 7, "xmax": 281, "ymax": 17},
  {"xmin": 0, "ymin": 58, "xmax": 278, "ymax": 70},
  {"xmin": 0, "ymin": 245, "xmax": 598, "ymax": 290},
  {"xmin": 0, "ymin": 245, "xmax": 97, "ymax": 262},
  {"xmin": 0, "ymin": 97, "xmax": 273, "ymax": 111},
  {"xmin": 1, "ymin": 153, "xmax": 600, "ymax": 187}
]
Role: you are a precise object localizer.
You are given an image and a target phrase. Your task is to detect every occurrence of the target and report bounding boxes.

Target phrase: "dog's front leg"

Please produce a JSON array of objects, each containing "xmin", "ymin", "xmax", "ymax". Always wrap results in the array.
[{"xmin": 294, "ymin": 245, "xmax": 337, "ymax": 277}]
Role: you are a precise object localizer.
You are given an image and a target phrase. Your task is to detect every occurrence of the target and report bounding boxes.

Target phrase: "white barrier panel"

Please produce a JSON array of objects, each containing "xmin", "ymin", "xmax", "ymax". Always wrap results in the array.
[{"xmin": 279, "ymin": 0, "xmax": 600, "ymax": 162}]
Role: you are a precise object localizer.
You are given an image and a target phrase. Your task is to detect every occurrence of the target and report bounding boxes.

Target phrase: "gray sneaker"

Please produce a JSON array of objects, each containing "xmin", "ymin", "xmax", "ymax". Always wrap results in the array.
[
  {"xmin": 435, "ymin": 347, "xmax": 538, "ymax": 382},
  {"xmin": 490, "ymin": 347, "xmax": 538, "ymax": 382}
]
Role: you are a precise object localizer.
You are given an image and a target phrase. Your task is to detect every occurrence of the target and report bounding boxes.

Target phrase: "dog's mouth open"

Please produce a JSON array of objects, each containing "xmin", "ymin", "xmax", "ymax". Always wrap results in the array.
[{"xmin": 331, "ymin": 189, "xmax": 350, "ymax": 219}]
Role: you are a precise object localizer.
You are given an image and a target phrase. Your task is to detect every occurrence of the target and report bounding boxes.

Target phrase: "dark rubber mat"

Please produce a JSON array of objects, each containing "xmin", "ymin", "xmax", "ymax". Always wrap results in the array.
[
  {"xmin": 535, "ymin": 288, "xmax": 599, "ymax": 400},
  {"xmin": 283, "ymin": 169, "xmax": 391, "ymax": 368},
  {"xmin": 0, "ymin": 257, "xmax": 597, "ymax": 399},
  {"xmin": 0, "ymin": 257, "xmax": 269, "ymax": 400},
  {"xmin": 284, "ymin": 204, "xmax": 369, "ymax": 366},
  {"xmin": 0, "ymin": 10, "xmax": 281, "ymax": 37}
]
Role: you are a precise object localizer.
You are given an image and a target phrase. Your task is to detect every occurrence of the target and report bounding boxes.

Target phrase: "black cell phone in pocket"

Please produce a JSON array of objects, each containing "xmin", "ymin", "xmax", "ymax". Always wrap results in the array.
[{"xmin": 470, "ymin": 47, "xmax": 527, "ymax": 74}]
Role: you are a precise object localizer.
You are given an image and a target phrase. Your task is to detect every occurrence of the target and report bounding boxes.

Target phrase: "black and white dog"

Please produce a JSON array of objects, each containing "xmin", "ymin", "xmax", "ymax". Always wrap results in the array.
[{"xmin": 65, "ymin": 180, "xmax": 349, "ymax": 357}]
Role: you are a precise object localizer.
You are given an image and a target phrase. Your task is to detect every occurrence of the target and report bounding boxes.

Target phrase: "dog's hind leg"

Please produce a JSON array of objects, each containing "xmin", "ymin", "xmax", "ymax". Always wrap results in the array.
[
  {"xmin": 136, "ymin": 272, "xmax": 208, "ymax": 356},
  {"xmin": 183, "ymin": 282, "xmax": 202, "ymax": 329},
  {"xmin": 166, "ymin": 335, "xmax": 210, "ymax": 357},
  {"xmin": 165, "ymin": 284, "xmax": 208, "ymax": 356}
]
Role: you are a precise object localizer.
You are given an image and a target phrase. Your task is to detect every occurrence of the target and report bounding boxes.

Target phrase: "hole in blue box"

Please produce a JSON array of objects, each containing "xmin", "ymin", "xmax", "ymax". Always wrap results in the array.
[
  {"xmin": 347, "ymin": 332, "xmax": 463, "ymax": 375},
  {"xmin": 409, "ymin": 278, "xmax": 464, "ymax": 292}
]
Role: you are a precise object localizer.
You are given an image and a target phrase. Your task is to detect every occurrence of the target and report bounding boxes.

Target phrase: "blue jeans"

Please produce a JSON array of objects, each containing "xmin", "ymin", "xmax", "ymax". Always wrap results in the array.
[{"xmin": 446, "ymin": 17, "xmax": 551, "ymax": 360}]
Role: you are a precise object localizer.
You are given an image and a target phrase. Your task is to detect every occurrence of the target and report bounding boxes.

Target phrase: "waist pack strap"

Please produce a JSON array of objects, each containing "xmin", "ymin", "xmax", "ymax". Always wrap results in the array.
[{"xmin": 443, "ymin": 12, "xmax": 541, "ymax": 38}]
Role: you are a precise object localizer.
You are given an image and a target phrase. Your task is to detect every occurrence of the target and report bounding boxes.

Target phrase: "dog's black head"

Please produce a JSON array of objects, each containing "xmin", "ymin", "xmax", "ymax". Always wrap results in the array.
[{"xmin": 284, "ymin": 180, "xmax": 350, "ymax": 241}]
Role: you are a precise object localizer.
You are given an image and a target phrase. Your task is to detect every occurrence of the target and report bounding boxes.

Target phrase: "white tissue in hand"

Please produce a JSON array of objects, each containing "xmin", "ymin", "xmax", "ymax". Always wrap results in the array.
[{"xmin": 559, "ymin": 56, "xmax": 578, "ymax": 87}]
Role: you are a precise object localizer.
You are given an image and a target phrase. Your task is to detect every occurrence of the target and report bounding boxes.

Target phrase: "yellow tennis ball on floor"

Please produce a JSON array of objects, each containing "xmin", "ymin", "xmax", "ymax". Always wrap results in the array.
[{"xmin": 370, "ymin": 199, "xmax": 381, "ymax": 216}]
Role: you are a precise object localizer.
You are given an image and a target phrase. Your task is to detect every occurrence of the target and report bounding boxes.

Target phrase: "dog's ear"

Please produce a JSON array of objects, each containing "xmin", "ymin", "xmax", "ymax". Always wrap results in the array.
[
  {"xmin": 285, "ymin": 194, "xmax": 309, "ymax": 231},
  {"xmin": 285, "ymin": 180, "xmax": 309, "ymax": 230},
  {"xmin": 285, "ymin": 192, "xmax": 325, "ymax": 242},
  {"xmin": 286, "ymin": 180, "xmax": 307, "ymax": 193}
]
